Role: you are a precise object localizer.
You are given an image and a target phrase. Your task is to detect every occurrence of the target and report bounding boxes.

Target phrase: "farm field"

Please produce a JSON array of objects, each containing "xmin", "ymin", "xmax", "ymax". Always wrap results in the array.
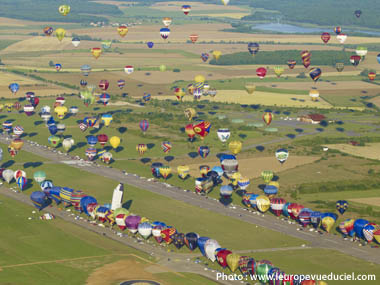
[{"xmin": 325, "ymin": 143, "xmax": 380, "ymax": 160}]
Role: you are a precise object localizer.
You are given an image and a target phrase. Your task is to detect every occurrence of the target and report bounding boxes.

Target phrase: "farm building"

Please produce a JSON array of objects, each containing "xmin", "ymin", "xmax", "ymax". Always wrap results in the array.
[{"xmin": 297, "ymin": 114, "xmax": 326, "ymax": 124}]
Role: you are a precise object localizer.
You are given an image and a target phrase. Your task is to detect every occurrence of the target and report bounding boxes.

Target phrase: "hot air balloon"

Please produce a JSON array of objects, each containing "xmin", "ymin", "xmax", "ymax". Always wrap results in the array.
[
  {"xmin": 85, "ymin": 147, "xmax": 97, "ymax": 161},
  {"xmin": 55, "ymin": 63, "xmax": 62, "ymax": 72},
  {"xmin": 30, "ymin": 191, "xmax": 50, "ymax": 210},
  {"xmin": 62, "ymin": 138, "xmax": 74, "ymax": 152},
  {"xmin": 301, "ymin": 50, "xmax": 311, "ymax": 68},
  {"xmin": 136, "ymin": 144, "xmax": 147, "ymax": 155},
  {"xmin": 256, "ymin": 67, "xmax": 267, "ymax": 79},
  {"xmin": 217, "ymin": 128, "xmax": 231, "ymax": 143},
  {"xmin": 43, "ymin": 26, "xmax": 53, "ymax": 36},
  {"xmin": 339, "ymin": 218, "xmax": 355, "ymax": 237},
  {"xmin": 350, "ymin": 55, "xmax": 361, "ymax": 67},
  {"xmin": 298, "ymin": 208, "xmax": 313, "ymax": 227},
  {"xmin": 86, "ymin": 135, "xmax": 98, "ymax": 147},
  {"xmin": 336, "ymin": 200, "xmax": 348, "ymax": 214},
  {"xmin": 198, "ymin": 146, "xmax": 210, "ymax": 158},
  {"xmin": 245, "ymin": 83, "xmax": 256, "ymax": 95},
  {"xmin": 264, "ymin": 185, "xmax": 278, "ymax": 197},
  {"xmin": 99, "ymin": 93, "xmax": 110, "ymax": 106},
  {"xmin": 216, "ymin": 249, "xmax": 232, "ymax": 268},
  {"xmin": 17, "ymin": 176, "xmax": 27, "ymax": 191},
  {"xmin": 256, "ymin": 195, "xmax": 271, "ymax": 212},
  {"xmin": 275, "ymin": 148, "xmax": 289, "ymax": 164},
  {"xmin": 58, "ymin": 5, "xmax": 70, "ymax": 16},
  {"xmin": 274, "ymin": 66, "xmax": 284, "ymax": 78},
  {"xmin": 237, "ymin": 177, "xmax": 250, "ymax": 191},
  {"xmin": 334, "ymin": 26, "xmax": 342, "ymax": 35},
  {"xmin": 354, "ymin": 10, "xmax": 362, "ymax": 18},
  {"xmin": 248, "ymin": 42, "xmax": 259, "ymax": 55},
  {"xmin": 55, "ymin": 28, "xmax": 66, "ymax": 42},
  {"xmin": 377, "ymin": 54, "xmax": 380, "ymax": 64},
  {"xmin": 33, "ymin": 171, "xmax": 46, "ymax": 184},
  {"xmin": 147, "ymin": 41, "xmax": 154, "ymax": 48},
  {"xmin": 321, "ymin": 32, "xmax": 331, "ymax": 44},
  {"xmin": 229, "ymin": 141, "xmax": 242, "ymax": 155},
  {"xmin": 321, "ymin": 213, "xmax": 338, "ymax": 233},
  {"xmin": 110, "ymin": 136, "xmax": 121, "ymax": 149},
  {"xmin": 161, "ymin": 141, "xmax": 172, "ymax": 153},
  {"xmin": 91, "ymin": 48, "xmax": 102, "ymax": 59},
  {"xmin": 220, "ymin": 185, "xmax": 233, "ymax": 199},
  {"xmin": 184, "ymin": 232, "xmax": 198, "ymax": 250},
  {"xmin": 8, "ymin": 83, "xmax": 19, "ymax": 95},
  {"xmin": 124, "ymin": 65, "xmax": 134, "ymax": 74},
  {"xmin": 81, "ymin": 90, "xmax": 95, "ymax": 107},
  {"xmin": 98, "ymin": 80, "xmax": 109, "ymax": 91},
  {"xmin": 201, "ymin": 53, "xmax": 209, "ymax": 62},
  {"xmin": 336, "ymin": 33, "xmax": 347, "ymax": 44},
  {"xmin": 189, "ymin": 34, "xmax": 198, "ymax": 43},
  {"xmin": 139, "ymin": 119, "xmax": 149, "ymax": 134},
  {"xmin": 193, "ymin": 120, "xmax": 211, "ymax": 140},
  {"xmin": 117, "ymin": 25, "xmax": 128, "ymax": 37},
  {"xmin": 125, "ymin": 215, "xmax": 141, "ymax": 233},
  {"xmin": 205, "ymin": 239, "xmax": 221, "ymax": 262},
  {"xmin": 54, "ymin": 106, "xmax": 67, "ymax": 119},
  {"xmin": 262, "ymin": 112, "xmax": 273, "ymax": 125},
  {"xmin": 159, "ymin": 166, "xmax": 171, "ymax": 179},
  {"xmin": 356, "ymin": 46, "xmax": 368, "ymax": 58},
  {"xmin": 12, "ymin": 125, "xmax": 24, "ymax": 138},
  {"xmin": 221, "ymin": 0, "xmax": 230, "ymax": 5},
  {"xmin": 162, "ymin": 17, "xmax": 172, "ymax": 27},
  {"xmin": 160, "ymin": 28, "xmax": 170, "ymax": 40},
  {"xmin": 354, "ymin": 219, "xmax": 369, "ymax": 240},
  {"xmin": 185, "ymin": 124, "xmax": 196, "ymax": 142},
  {"xmin": 287, "ymin": 59, "xmax": 296, "ymax": 69},
  {"xmin": 261, "ymin": 170, "xmax": 273, "ymax": 184},
  {"xmin": 113, "ymin": 208, "xmax": 129, "ymax": 230},
  {"xmin": 270, "ymin": 198, "xmax": 286, "ymax": 216},
  {"xmin": 184, "ymin": 108, "xmax": 196, "ymax": 121},
  {"xmin": 138, "ymin": 222, "xmax": 152, "ymax": 239},
  {"xmin": 182, "ymin": 5, "xmax": 191, "ymax": 15},
  {"xmin": 174, "ymin": 87, "xmax": 185, "ymax": 101},
  {"xmin": 335, "ymin": 62, "xmax": 344, "ymax": 72},
  {"xmin": 40, "ymin": 180, "xmax": 53, "ymax": 191},
  {"xmin": 101, "ymin": 114, "xmax": 113, "ymax": 127},
  {"xmin": 102, "ymin": 40, "xmax": 112, "ymax": 50},
  {"xmin": 81, "ymin": 64, "xmax": 91, "ymax": 76},
  {"xmin": 177, "ymin": 165, "xmax": 190, "ymax": 179},
  {"xmin": 161, "ymin": 228, "xmax": 176, "ymax": 244},
  {"xmin": 309, "ymin": 68, "xmax": 322, "ymax": 82},
  {"xmin": 72, "ymin": 37, "xmax": 80, "ymax": 47},
  {"xmin": 212, "ymin": 50, "xmax": 222, "ymax": 61},
  {"xmin": 368, "ymin": 72, "xmax": 376, "ymax": 81},
  {"xmin": 309, "ymin": 89, "xmax": 320, "ymax": 101},
  {"xmin": 117, "ymin": 79, "xmax": 126, "ymax": 89}
]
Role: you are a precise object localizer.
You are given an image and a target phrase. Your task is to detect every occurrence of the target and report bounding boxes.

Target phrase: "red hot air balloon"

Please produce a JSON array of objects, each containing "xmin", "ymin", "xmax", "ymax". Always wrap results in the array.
[
  {"xmin": 189, "ymin": 34, "xmax": 198, "ymax": 43},
  {"xmin": 193, "ymin": 121, "xmax": 211, "ymax": 140},
  {"xmin": 256, "ymin": 67, "xmax": 267, "ymax": 79},
  {"xmin": 99, "ymin": 80, "xmax": 109, "ymax": 91},
  {"xmin": 321, "ymin": 32, "xmax": 331, "ymax": 44},
  {"xmin": 270, "ymin": 198, "xmax": 286, "ymax": 216},
  {"xmin": 262, "ymin": 112, "xmax": 273, "ymax": 126},
  {"xmin": 368, "ymin": 72, "xmax": 376, "ymax": 81},
  {"xmin": 97, "ymin": 134, "xmax": 108, "ymax": 147}
]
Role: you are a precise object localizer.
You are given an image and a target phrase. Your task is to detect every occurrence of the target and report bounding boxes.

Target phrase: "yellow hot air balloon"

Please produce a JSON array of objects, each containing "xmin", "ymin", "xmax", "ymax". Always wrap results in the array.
[
  {"xmin": 11, "ymin": 139, "xmax": 24, "ymax": 151},
  {"xmin": 228, "ymin": 141, "xmax": 242, "ymax": 155},
  {"xmin": 91, "ymin": 48, "xmax": 102, "ymax": 59},
  {"xmin": 136, "ymin": 144, "xmax": 147, "ymax": 155},
  {"xmin": 0, "ymin": 104, "xmax": 4, "ymax": 111},
  {"xmin": 309, "ymin": 89, "xmax": 320, "ymax": 101},
  {"xmin": 194, "ymin": 75, "xmax": 205, "ymax": 83},
  {"xmin": 226, "ymin": 253, "xmax": 240, "ymax": 272},
  {"xmin": 101, "ymin": 114, "xmax": 113, "ymax": 127},
  {"xmin": 321, "ymin": 216, "xmax": 335, "ymax": 233},
  {"xmin": 117, "ymin": 25, "xmax": 128, "ymax": 37},
  {"xmin": 212, "ymin": 50, "xmax": 222, "ymax": 61},
  {"xmin": 54, "ymin": 106, "xmax": 68, "ymax": 119},
  {"xmin": 159, "ymin": 166, "xmax": 172, "ymax": 179},
  {"xmin": 177, "ymin": 165, "xmax": 190, "ymax": 179},
  {"xmin": 199, "ymin": 165, "xmax": 210, "ymax": 177},
  {"xmin": 58, "ymin": 5, "xmax": 71, "ymax": 16},
  {"xmin": 184, "ymin": 108, "xmax": 196, "ymax": 121},
  {"xmin": 268, "ymin": 181, "xmax": 280, "ymax": 190},
  {"xmin": 110, "ymin": 136, "xmax": 121, "ymax": 149},
  {"xmin": 55, "ymin": 28, "xmax": 66, "ymax": 42},
  {"xmin": 245, "ymin": 83, "xmax": 256, "ymax": 95},
  {"xmin": 256, "ymin": 195, "xmax": 271, "ymax": 212},
  {"xmin": 140, "ymin": 217, "xmax": 149, "ymax": 223},
  {"xmin": 274, "ymin": 66, "xmax": 285, "ymax": 78},
  {"xmin": 230, "ymin": 172, "xmax": 241, "ymax": 187}
]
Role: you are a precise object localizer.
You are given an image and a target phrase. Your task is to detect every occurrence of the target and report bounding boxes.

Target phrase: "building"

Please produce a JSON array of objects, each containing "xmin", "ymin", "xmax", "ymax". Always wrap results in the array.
[{"xmin": 297, "ymin": 114, "xmax": 326, "ymax": 124}]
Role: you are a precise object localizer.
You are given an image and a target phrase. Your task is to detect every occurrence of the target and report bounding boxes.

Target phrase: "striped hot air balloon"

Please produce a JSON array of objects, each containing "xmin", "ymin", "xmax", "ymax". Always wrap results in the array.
[
  {"xmin": 161, "ymin": 141, "xmax": 172, "ymax": 153},
  {"xmin": 270, "ymin": 198, "xmax": 286, "ymax": 216},
  {"xmin": 262, "ymin": 112, "xmax": 273, "ymax": 125},
  {"xmin": 136, "ymin": 144, "xmax": 147, "ymax": 155},
  {"xmin": 60, "ymin": 187, "xmax": 74, "ymax": 207},
  {"xmin": 71, "ymin": 190, "xmax": 86, "ymax": 212}
]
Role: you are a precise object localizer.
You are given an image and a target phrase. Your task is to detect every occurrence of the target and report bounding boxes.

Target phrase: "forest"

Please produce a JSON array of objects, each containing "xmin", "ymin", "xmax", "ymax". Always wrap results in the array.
[{"xmin": 209, "ymin": 50, "xmax": 352, "ymax": 66}]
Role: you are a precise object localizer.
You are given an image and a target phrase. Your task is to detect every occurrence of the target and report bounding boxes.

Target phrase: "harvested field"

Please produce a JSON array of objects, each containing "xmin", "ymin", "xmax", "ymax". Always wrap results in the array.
[
  {"xmin": 325, "ymin": 143, "xmax": 380, "ymax": 160},
  {"xmin": 349, "ymin": 197, "xmax": 380, "ymax": 207}
]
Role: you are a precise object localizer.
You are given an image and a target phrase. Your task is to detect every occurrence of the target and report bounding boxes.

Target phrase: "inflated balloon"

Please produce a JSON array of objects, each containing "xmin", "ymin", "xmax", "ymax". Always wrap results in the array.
[
  {"xmin": 309, "ymin": 67, "xmax": 322, "ymax": 82},
  {"xmin": 81, "ymin": 64, "xmax": 91, "ymax": 76},
  {"xmin": 147, "ymin": 41, "xmax": 154, "ymax": 48},
  {"xmin": 55, "ymin": 63, "xmax": 62, "ymax": 72},
  {"xmin": 301, "ymin": 50, "xmax": 311, "ymax": 68},
  {"xmin": 270, "ymin": 198, "xmax": 286, "ymax": 216},
  {"xmin": 48, "ymin": 135, "xmax": 61, "ymax": 148},
  {"xmin": 228, "ymin": 141, "xmax": 242, "ymax": 155},
  {"xmin": 136, "ymin": 144, "xmax": 147, "ymax": 155},
  {"xmin": 117, "ymin": 25, "xmax": 128, "ymax": 37},
  {"xmin": 12, "ymin": 126, "xmax": 24, "ymax": 138},
  {"xmin": 17, "ymin": 176, "xmax": 27, "ymax": 191},
  {"xmin": 275, "ymin": 148, "xmax": 289, "ymax": 164},
  {"xmin": 91, "ymin": 48, "xmax": 102, "ymax": 59},
  {"xmin": 217, "ymin": 250, "xmax": 232, "ymax": 268},
  {"xmin": 263, "ymin": 185, "xmax": 278, "ymax": 197},
  {"xmin": 248, "ymin": 42, "xmax": 259, "ymax": 55},
  {"xmin": 62, "ymin": 138, "xmax": 74, "ymax": 152},
  {"xmin": 309, "ymin": 89, "xmax": 320, "ymax": 101},
  {"xmin": 321, "ymin": 32, "xmax": 331, "ymax": 44},
  {"xmin": 138, "ymin": 222, "xmax": 153, "ymax": 239},
  {"xmin": 182, "ymin": 5, "xmax": 191, "ymax": 15},
  {"xmin": 99, "ymin": 93, "xmax": 110, "ymax": 105},
  {"xmin": 58, "ymin": 5, "xmax": 70, "ymax": 16},
  {"xmin": 262, "ymin": 112, "xmax": 273, "ymax": 125},
  {"xmin": 321, "ymin": 213, "xmax": 338, "ymax": 233},
  {"xmin": 185, "ymin": 124, "xmax": 196, "ymax": 141},
  {"xmin": 245, "ymin": 83, "xmax": 256, "ymax": 95},
  {"xmin": 85, "ymin": 147, "xmax": 97, "ymax": 161},
  {"xmin": 335, "ymin": 62, "xmax": 344, "ymax": 72},
  {"xmin": 101, "ymin": 114, "xmax": 113, "ymax": 127},
  {"xmin": 161, "ymin": 141, "xmax": 172, "ymax": 153},
  {"xmin": 98, "ymin": 80, "xmax": 109, "ymax": 91},
  {"xmin": 205, "ymin": 239, "xmax": 220, "ymax": 262},
  {"xmin": 368, "ymin": 72, "xmax": 376, "ymax": 81},
  {"xmin": 101, "ymin": 40, "xmax": 112, "ymax": 50},
  {"xmin": 110, "ymin": 136, "xmax": 121, "ymax": 149},
  {"xmin": 160, "ymin": 28, "xmax": 170, "ymax": 40},
  {"xmin": 193, "ymin": 121, "xmax": 211, "ymax": 140},
  {"xmin": 117, "ymin": 79, "xmax": 126, "ymax": 89},
  {"xmin": 217, "ymin": 128, "xmax": 230, "ymax": 143},
  {"xmin": 356, "ymin": 46, "xmax": 368, "ymax": 57},
  {"xmin": 86, "ymin": 135, "xmax": 98, "ymax": 146},
  {"xmin": 339, "ymin": 218, "xmax": 355, "ymax": 237},
  {"xmin": 43, "ymin": 26, "xmax": 53, "ymax": 36},
  {"xmin": 189, "ymin": 34, "xmax": 198, "ymax": 43},
  {"xmin": 139, "ymin": 119, "xmax": 149, "ymax": 133},
  {"xmin": 256, "ymin": 67, "xmax": 267, "ymax": 79},
  {"xmin": 350, "ymin": 55, "xmax": 361, "ymax": 67},
  {"xmin": 212, "ymin": 50, "xmax": 222, "ymax": 61},
  {"xmin": 30, "ymin": 191, "xmax": 50, "ymax": 210},
  {"xmin": 177, "ymin": 165, "xmax": 190, "ymax": 179},
  {"xmin": 336, "ymin": 200, "xmax": 348, "ymax": 214},
  {"xmin": 298, "ymin": 208, "xmax": 313, "ymax": 227},
  {"xmin": 72, "ymin": 37, "xmax": 80, "ymax": 47},
  {"xmin": 8, "ymin": 83, "xmax": 19, "ymax": 95},
  {"xmin": 256, "ymin": 195, "xmax": 271, "ymax": 212},
  {"xmin": 201, "ymin": 53, "xmax": 209, "ymax": 62},
  {"xmin": 334, "ymin": 26, "xmax": 342, "ymax": 35},
  {"xmin": 54, "ymin": 106, "xmax": 67, "ymax": 119},
  {"xmin": 124, "ymin": 65, "xmax": 134, "ymax": 74},
  {"xmin": 162, "ymin": 17, "xmax": 172, "ymax": 27},
  {"xmin": 354, "ymin": 10, "xmax": 362, "ymax": 18},
  {"xmin": 220, "ymin": 185, "xmax": 233, "ymax": 199},
  {"xmin": 261, "ymin": 170, "xmax": 273, "ymax": 184},
  {"xmin": 274, "ymin": 66, "xmax": 284, "ymax": 78},
  {"xmin": 198, "ymin": 146, "xmax": 210, "ymax": 158},
  {"xmin": 159, "ymin": 166, "xmax": 172, "ymax": 179},
  {"xmin": 336, "ymin": 33, "xmax": 347, "ymax": 44},
  {"xmin": 287, "ymin": 59, "xmax": 296, "ymax": 69},
  {"xmin": 55, "ymin": 28, "xmax": 66, "ymax": 42}
]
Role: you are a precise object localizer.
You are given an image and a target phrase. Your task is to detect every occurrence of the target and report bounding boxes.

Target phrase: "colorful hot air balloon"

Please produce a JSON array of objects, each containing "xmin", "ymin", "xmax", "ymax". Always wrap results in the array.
[
  {"xmin": 159, "ymin": 166, "xmax": 172, "ymax": 179},
  {"xmin": 58, "ymin": 5, "xmax": 70, "ymax": 16},
  {"xmin": 117, "ymin": 25, "xmax": 128, "ymax": 37},
  {"xmin": 81, "ymin": 64, "xmax": 91, "ymax": 76},
  {"xmin": 72, "ymin": 37, "xmax": 80, "ymax": 47},
  {"xmin": 136, "ymin": 144, "xmax": 147, "ymax": 155},
  {"xmin": 321, "ymin": 213, "xmax": 338, "ymax": 233},
  {"xmin": 339, "ymin": 218, "xmax": 355, "ymax": 237},
  {"xmin": 248, "ymin": 42, "xmax": 259, "ymax": 55},
  {"xmin": 177, "ymin": 165, "xmax": 190, "ymax": 179},
  {"xmin": 55, "ymin": 63, "xmax": 62, "ymax": 72},
  {"xmin": 301, "ymin": 50, "xmax": 311, "ymax": 68},
  {"xmin": 368, "ymin": 72, "xmax": 376, "ymax": 81},
  {"xmin": 270, "ymin": 198, "xmax": 286, "ymax": 216},
  {"xmin": 256, "ymin": 195, "xmax": 271, "ymax": 213},
  {"xmin": 256, "ymin": 67, "xmax": 267, "ymax": 79},
  {"xmin": 201, "ymin": 53, "xmax": 209, "ymax": 62},
  {"xmin": 17, "ymin": 176, "xmax": 27, "ymax": 191},
  {"xmin": 138, "ymin": 222, "xmax": 153, "ymax": 239},
  {"xmin": 62, "ymin": 138, "xmax": 74, "ymax": 152},
  {"xmin": 212, "ymin": 50, "xmax": 222, "ymax": 61},
  {"xmin": 185, "ymin": 124, "xmax": 196, "ymax": 142},
  {"xmin": 261, "ymin": 170, "xmax": 273, "ymax": 184},
  {"xmin": 321, "ymin": 32, "xmax": 331, "ymax": 44},
  {"xmin": 354, "ymin": 10, "xmax": 362, "ymax": 18},
  {"xmin": 229, "ymin": 141, "xmax": 242, "ymax": 155},
  {"xmin": 184, "ymin": 108, "xmax": 196, "ymax": 121},
  {"xmin": 182, "ymin": 5, "xmax": 191, "ymax": 15},
  {"xmin": 217, "ymin": 128, "xmax": 231, "ymax": 143},
  {"xmin": 193, "ymin": 121, "xmax": 211, "ymax": 140},
  {"xmin": 8, "ymin": 83, "xmax": 19, "ymax": 95},
  {"xmin": 287, "ymin": 59, "xmax": 296, "ymax": 69},
  {"xmin": 162, "ymin": 17, "xmax": 172, "ymax": 27},
  {"xmin": 220, "ymin": 185, "xmax": 233, "ymax": 199},
  {"xmin": 274, "ymin": 66, "xmax": 285, "ymax": 78},
  {"xmin": 309, "ymin": 67, "xmax": 322, "ymax": 82},
  {"xmin": 91, "ymin": 48, "xmax": 102, "ymax": 59},
  {"xmin": 55, "ymin": 28, "xmax": 66, "ymax": 42},
  {"xmin": 189, "ymin": 34, "xmax": 198, "ymax": 43},
  {"xmin": 309, "ymin": 89, "xmax": 320, "ymax": 101},
  {"xmin": 98, "ymin": 79, "xmax": 109, "ymax": 91},
  {"xmin": 275, "ymin": 148, "xmax": 289, "ymax": 164},
  {"xmin": 124, "ymin": 65, "xmax": 134, "ymax": 74},
  {"xmin": 245, "ymin": 83, "xmax": 256, "ymax": 95},
  {"xmin": 54, "ymin": 106, "xmax": 67, "ymax": 119},
  {"xmin": 350, "ymin": 55, "xmax": 361, "ymax": 67},
  {"xmin": 117, "ymin": 79, "xmax": 126, "ymax": 89},
  {"xmin": 262, "ymin": 112, "xmax": 273, "ymax": 125},
  {"xmin": 139, "ymin": 119, "xmax": 149, "ymax": 133},
  {"xmin": 161, "ymin": 141, "xmax": 172, "ymax": 153},
  {"xmin": 336, "ymin": 200, "xmax": 348, "ymax": 214},
  {"xmin": 30, "ymin": 191, "xmax": 50, "ymax": 210},
  {"xmin": 198, "ymin": 146, "xmax": 210, "ymax": 158},
  {"xmin": 147, "ymin": 41, "xmax": 154, "ymax": 48},
  {"xmin": 264, "ymin": 185, "xmax": 278, "ymax": 197},
  {"xmin": 101, "ymin": 114, "xmax": 113, "ymax": 127},
  {"xmin": 160, "ymin": 28, "xmax": 170, "ymax": 40},
  {"xmin": 334, "ymin": 26, "xmax": 342, "ymax": 35},
  {"xmin": 43, "ymin": 26, "xmax": 53, "ymax": 36}
]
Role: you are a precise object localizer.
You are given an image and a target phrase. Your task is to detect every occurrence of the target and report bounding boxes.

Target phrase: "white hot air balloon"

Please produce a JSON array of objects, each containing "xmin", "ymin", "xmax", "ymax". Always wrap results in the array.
[
  {"xmin": 336, "ymin": 34, "xmax": 347, "ymax": 44},
  {"xmin": 124, "ymin": 65, "xmax": 134, "ymax": 75},
  {"xmin": 2, "ymin": 169, "xmax": 14, "ymax": 183},
  {"xmin": 217, "ymin": 128, "xmax": 231, "ymax": 143},
  {"xmin": 0, "ymin": 147, "xmax": 3, "ymax": 162},
  {"xmin": 14, "ymin": 169, "xmax": 26, "ymax": 180},
  {"xmin": 62, "ymin": 138, "xmax": 74, "ymax": 152},
  {"xmin": 138, "ymin": 222, "xmax": 152, "ymax": 239},
  {"xmin": 205, "ymin": 239, "xmax": 221, "ymax": 262}
]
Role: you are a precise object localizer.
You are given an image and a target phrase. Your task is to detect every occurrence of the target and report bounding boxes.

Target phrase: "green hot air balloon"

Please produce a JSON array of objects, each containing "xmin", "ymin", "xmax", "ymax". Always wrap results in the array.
[
  {"xmin": 33, "ymin": 171, "xmax": 46, "ymax": 184},
  {"xmin": 48, "ymin": 135, "xmax": 61, "ymax": 148},
  {"xmin": 261, "ymin": 170, "xmax": 274, "ymax": 184}
]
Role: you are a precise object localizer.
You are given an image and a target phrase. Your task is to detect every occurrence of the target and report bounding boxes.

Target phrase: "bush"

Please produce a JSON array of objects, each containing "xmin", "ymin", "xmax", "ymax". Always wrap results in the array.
[{"xmin": 173, "ymin": 68, "xmax": 181, "ymax": 73}]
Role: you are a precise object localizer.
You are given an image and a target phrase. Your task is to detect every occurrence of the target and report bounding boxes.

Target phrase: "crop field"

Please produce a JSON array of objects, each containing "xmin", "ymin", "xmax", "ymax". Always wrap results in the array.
[{"xmin": 325, "ymin": 143, "xmax": 380, "ymax": 160}]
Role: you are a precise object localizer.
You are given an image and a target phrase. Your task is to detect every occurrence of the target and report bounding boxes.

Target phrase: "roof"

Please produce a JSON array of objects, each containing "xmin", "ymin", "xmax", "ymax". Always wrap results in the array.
[{"xmin": 306, "ymin": 114, "xmax": 326, "ymax": 121}]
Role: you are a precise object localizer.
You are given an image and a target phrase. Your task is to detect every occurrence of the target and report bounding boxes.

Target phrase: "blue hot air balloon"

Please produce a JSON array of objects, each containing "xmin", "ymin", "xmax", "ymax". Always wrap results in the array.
[
  {"xmin": 198, "ymin": 146, "xmax": 210, "ymax": 158},
  {"xmin": 40, "ymin": 180, "xmax": 53, "ymax": 191},
  {"xmin": 8, "ymin": 83, "xmax": 19, "ymax": 95},
  {"xmin": 44, "ymin": 186, "xmax": 61, "ymax": 204},
  {"xmin": 80, "ymin": 80, "xmax": 87, "ymax": 87},
  {"xmin": 147, "ymin": 41, "xmax": 154, "ymax": 48},
  {"xmin": 17, "ymin": 176, "xmax": 27, "ymax": 191},
  {"xmin": 377, "ymin": 54, "xmax": 380, "ymax": 64},
  {"xmin": 30, "ymin": 191, "xmax": 51, "ymax": 210},
  {"xmin": 80, "ymin": 196, "xmax": 97, "ymax": 216},
  {"xmin": 48, "ymin": 125, "xmax": 58, "ymax": 135},
  {"xmin": 310, "ymin": 211, "xmax": 322, "ymax": 228},
  {"xmin": 220, "ymin": 185, "xmax": 233, "ymax": 199},
  {"xmin": 354, "ymin": 219, "xmax": 369, "ymax": 240},
  {"xmin": 309, "ymin": 68, "xmax": 322, "ymax": 82},
  {"xmin": 197, "ymin": 237, "xmax": 210, "ymax": 256},
  {"xmin": 264, "ymin": 185, "xmax": 278, "ymax": 196},
  {"xmin": 185, "ymin": 232, "xmax": 199, "ymax": 251},
  {"xmin": 160, "ymin": 28, "xmax": 170, "ymax": 40},
  {"xmin": 282, "ymin": 202, "xmax": 291, "ymax": 217},
  {"xmin": 336, "ymin": 200, "xmax": 349, "ymax": 214},
  {"xmin": 248, "ymin": 42, "xmax": 260, "ymax": 55},
  {"xmin": 47, "ymin": 117, "xmax": 56, "ymax": 127},
  {"xmin": 139, "ymin": 119, "xmax": 149, "ymax": 133}
]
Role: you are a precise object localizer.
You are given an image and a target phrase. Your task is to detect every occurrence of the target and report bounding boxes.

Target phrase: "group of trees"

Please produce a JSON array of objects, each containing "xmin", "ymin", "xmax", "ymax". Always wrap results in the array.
[{"xmin": 209, "ymin": 50, "xmax": 351, "ymax": 66}]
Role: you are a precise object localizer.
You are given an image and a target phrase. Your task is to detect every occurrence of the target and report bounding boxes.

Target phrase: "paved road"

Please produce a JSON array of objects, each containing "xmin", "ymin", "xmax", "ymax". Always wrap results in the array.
[
  {"xmin": 0, "ymin": 185, "xmax": 232, "ymax": 285},
  {"xmin": 1, "ymin": 135, "xmax": 380, "ymax": 265}
]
